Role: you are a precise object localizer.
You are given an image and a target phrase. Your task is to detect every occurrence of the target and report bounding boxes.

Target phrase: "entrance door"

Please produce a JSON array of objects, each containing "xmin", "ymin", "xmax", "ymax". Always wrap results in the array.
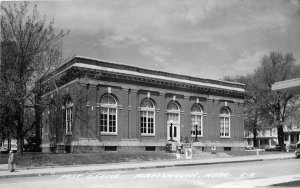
[
  {"xmin": 166, "ymin": 101, "xmax": 181, "ymax": 142},
  {"xmin": 167, "ymin": 124, "xmax": 180, "ymax": 142},
  {"xmin": 167, "ymin": 113, "xmax": 180, "ymax": 142}
]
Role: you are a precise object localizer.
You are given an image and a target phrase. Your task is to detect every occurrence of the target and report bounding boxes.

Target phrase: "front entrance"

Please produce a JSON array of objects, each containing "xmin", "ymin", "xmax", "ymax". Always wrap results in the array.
[
  {"xmin": 167, "ymin": 123, "xmax": 180, "ymax": 142},
  {"xmin": 166, "ymin": 101, "xmax": 181, "ymax": 142}
]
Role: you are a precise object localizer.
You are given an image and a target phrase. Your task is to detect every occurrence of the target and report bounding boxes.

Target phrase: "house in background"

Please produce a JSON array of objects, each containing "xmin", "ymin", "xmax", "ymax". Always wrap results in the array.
[
  {"xmin": 283, "ymin": 110, "xmax": 300, "ymax": 145},
  {"xmin": 244, "ymin": 78, "xmax": 300, "ymax": 148},
  {"xmin": 39, "ymin": 56, "xmax": 246, "ymax": 153},
  {"xmin": 244, "ymin": 127, "xmax": 278, "ymax": 149},
  {"xmin": 244, "ymin": 113, "xmax": 300, "ymax": 149},
  {"xmin": 272, "ymin": 78, "xmax": 300, "ymax": 146}
]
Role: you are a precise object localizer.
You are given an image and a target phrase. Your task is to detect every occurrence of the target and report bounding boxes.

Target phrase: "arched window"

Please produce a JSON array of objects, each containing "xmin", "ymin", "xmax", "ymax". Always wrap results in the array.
[
  {"xmin": 167, "ymin": 101, "xmax": 179, "ymax": 111},
  {"xmin": 140, "ymin": 98, "xmax": 155, "ymax": 136},
  {"xmin": 99, "ymin": 94, "xmax": 118, "ymax": 134},
  {"xmin": 220, "ymin": 107, "xmax": 231, "ymax": 137},
  {"xmin": 191, "ymin": 104, "xmax": 203, "ymax": 137},
  {"xmin": 167, "ymin": 101, "xmax": 180, "ymax": 123},
  {"xmin": 65, "ymin": 98, "xmax": 73, "ymax": 135}
]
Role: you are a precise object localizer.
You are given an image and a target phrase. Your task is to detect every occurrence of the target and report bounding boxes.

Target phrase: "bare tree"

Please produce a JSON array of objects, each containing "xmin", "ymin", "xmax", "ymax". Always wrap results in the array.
[{"xmin": 1, "ymin": 2, "xmax": 69, "ymax": 154}]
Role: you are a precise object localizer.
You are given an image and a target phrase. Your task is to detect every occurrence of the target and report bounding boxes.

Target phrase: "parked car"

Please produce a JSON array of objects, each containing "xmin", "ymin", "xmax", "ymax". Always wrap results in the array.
[
  {"xmin": 245, "ymin": 146, "xmax": 254, "ymax": 150},
  {"xmin": 265, "ymin": 146, "xmax": 278, "ymax": 151},
  {"xmin": 23, "ymin": 137, "xmax": 41, "ymax": 152},
  {"xmin": 265, "ymin": 145, "xmax": 286, "ymax": 152},
  {"xmin": 285, "ymin": 144, "xmax": 296, "ymax": 152},
  {"xmin": 295, "ymin": 143, "xmax": 300, "ymax": 158}
]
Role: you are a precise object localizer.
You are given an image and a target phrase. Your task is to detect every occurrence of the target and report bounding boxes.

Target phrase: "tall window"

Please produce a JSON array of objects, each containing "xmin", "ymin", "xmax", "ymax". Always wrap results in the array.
[
  {"xmin": 220, "ymin": 107, "xmax": 230, "ymax": 137},
  {"xmin": 65, "ymin": 99, "xmax": 73, "ymax": 134},
  {"xmin": 140, "ymin": 98, "xmax": 155, "ymax": 136},
  {"xmin": 191, "ymin": 104, "xmax": 203, "ymax": 137},
  {"xmin": 100, "ymin": 94, "xmax": 117, "ymax": 134},
  {"xmin": 167, "ymin": 101, "xmax": 180, "ymax": 123},
  {"xmin": 167, "ymin": 101, "xmax": 180, "ymax": 138}
]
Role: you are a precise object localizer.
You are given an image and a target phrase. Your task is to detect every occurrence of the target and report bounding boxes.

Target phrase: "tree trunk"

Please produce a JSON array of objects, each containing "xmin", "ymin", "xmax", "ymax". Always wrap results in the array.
[
  {"xmin": 253, "ymin": 126, "xmax": 258, "ymax": 148},
  {"xmin": 277, "ymin": 125, "xmax": 285, "ymax": 146},
  {"xmin": 35, "ymin": 86, "xmax": 43, "ymax": 151},
  {"xmin": 34, "ymin": 96, "xmax": 42, "ymax": 152},
  {"xmin": 7, "ymin": 135, "xmax": 11, "ymax": 151},
  {"xmin": 17, "ymin": 107, "xmax": 24, "ymax": 155},
  {"xmin": 35, "ymin": 108, "xmax": 41, "ymax": 142}
]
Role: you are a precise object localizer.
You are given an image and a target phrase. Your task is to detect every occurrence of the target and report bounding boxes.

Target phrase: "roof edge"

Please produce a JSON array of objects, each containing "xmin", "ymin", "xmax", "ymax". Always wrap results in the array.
[
  {"xmin": 74, "ymin": 56, "xmax": 245, "ymax": 87},
  {"xmin": 41, "ymin": 56, "xmax": 245, "ymax": 91}
]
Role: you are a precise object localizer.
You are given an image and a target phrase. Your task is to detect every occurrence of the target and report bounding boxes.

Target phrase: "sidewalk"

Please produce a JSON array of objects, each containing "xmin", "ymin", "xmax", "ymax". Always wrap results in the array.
[
  {"xmin": 0, "ymin": 152, "xmax": 295, "ymax": 179},
  {"xmin": 214, "ymin": 173, "xmax": 300, "ymax": 188}
]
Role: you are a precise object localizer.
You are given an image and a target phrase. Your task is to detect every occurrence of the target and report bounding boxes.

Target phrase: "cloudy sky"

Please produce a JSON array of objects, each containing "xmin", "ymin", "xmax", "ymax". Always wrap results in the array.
[{"xmin": 3, "ymin": 0, "xmax": 300, "ymax": 80}]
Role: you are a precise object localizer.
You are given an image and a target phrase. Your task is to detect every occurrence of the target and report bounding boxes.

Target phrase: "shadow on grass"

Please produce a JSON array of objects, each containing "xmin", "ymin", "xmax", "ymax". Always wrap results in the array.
[{"xmin": 268, "ymin": 180, "xmax": 300, "ymax": 187}]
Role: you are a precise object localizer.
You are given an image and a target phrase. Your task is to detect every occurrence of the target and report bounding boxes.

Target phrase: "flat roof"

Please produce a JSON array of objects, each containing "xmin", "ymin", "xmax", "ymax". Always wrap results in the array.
[
  {"xmin": 42, "ymin": 56, "xmax": 245, "ymax": 93},
  {"xmin": 272, "ymin": 77, "xmax": 300, "ymax": 95}
]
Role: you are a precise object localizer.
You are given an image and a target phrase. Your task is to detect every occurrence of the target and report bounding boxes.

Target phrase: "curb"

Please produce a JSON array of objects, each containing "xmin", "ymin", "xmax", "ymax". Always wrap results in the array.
[
  {"xmin": 174, "ymin": 159, "xmax": 264, "ymax": 167},
  {"xmin": 261, "ymin": 157, "xmax": 295, "ymax": 161},
  {"xmin": 0, "ymin": 156, "xmax": 295, "ymax": 179}
]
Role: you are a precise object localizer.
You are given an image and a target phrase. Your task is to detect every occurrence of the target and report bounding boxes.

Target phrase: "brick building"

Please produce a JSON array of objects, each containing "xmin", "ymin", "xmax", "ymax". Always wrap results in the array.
[{"xmin": 40, "ymin": 56, "xmax": 245, "ymax": 153}]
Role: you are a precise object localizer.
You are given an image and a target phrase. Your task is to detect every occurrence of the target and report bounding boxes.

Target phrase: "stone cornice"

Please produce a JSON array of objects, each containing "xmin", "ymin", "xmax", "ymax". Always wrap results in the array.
[
  {"xmin": 87, "ymin": 68, "xmax": 244, "ymax": 98},
  {"xmin": 40, "ymin": 57, "xmax": 245, "ymax": 99}
]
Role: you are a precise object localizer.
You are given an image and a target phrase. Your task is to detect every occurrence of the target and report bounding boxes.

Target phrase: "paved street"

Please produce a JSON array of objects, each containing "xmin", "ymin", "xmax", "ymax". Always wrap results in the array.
[{"xmin": 1, "ymin": 158, "xmax": 299, "ymax": 188}]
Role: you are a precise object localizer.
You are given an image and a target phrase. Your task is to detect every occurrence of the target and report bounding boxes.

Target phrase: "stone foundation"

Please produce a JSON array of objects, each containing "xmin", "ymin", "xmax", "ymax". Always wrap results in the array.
[{"xmin": 41, "ymin": 139, "xmax": 245, "ymax": 153}]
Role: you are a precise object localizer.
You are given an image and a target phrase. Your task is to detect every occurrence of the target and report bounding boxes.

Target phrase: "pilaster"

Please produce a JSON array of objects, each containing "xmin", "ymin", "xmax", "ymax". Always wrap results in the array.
[
  {"xmin": 158, "ymin": 92, "xmax": 166, "ymax": 140},
  {"xmin": 129, "ymin": 89, "xmax": 139, "ymax": 139}
]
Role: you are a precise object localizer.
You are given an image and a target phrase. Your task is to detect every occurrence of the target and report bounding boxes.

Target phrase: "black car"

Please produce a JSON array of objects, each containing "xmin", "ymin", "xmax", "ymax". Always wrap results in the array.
[
  {"xmin": 265, "ymin": 145, "xmax": 286, "ymax": 152},
  {"xmin": 23, "ymin": 137, "xmax": 41, "ymax": 152}
]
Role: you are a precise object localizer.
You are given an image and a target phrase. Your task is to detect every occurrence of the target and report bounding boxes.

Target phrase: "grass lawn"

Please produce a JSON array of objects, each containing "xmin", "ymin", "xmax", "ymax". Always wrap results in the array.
[
  {"xmin": 269, "ymin": 180, "xmax": 300, "ymax": 187},
  {"xmin": 0, "ymin": 151, "xmax": 177, "ymax": 168},
  {"xmin": 0, "ymin": 149, "xmax": 287, "ymax": 168}
]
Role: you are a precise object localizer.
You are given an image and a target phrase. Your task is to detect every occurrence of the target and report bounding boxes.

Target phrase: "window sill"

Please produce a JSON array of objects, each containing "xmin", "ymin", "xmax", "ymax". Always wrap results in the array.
[
  {"xmin": 220, "ymin": 136, "xmax": 230, "ymax": 138},
  {"xmin": 100, "ymin": 133, "xmax": 118, "ymax": 136},
  {"xmin": 191, "ymin": 135, "xmax": 203, "ymax": 137},
  {"xmin": 141, "ymin": 134, "xmax": 155, "ymax": 137}
]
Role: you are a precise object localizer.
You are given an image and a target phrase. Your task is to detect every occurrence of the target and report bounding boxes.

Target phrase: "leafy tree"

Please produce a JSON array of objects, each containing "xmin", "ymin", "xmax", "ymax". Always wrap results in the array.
[
  {"xmin": 255, "ymin": 52, "xmax": 300, "ymax": 146},
  {"xmin": 0, "ymin": 2, "xmax": 69, "ymax": 154},
  {"xmin": 224, "ymin": 74, "xmax": 263, "ymax": 147},
  {"xmin": 225, "ymin": 52, "xmax": 300, "ymax": 147},
  {"xmin": 0, "ymin": 106, "xmax": 17, "ymax": 151},
  {"xmin": 0, "ymin": 39, "xmax": 19, "ymax": 150}
]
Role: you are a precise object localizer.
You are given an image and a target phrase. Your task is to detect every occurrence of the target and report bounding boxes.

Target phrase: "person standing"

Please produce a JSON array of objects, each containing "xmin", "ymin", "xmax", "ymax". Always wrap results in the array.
[{"xmin": 8, "ymin": 150, "xmax": 15, "ymax": 172}]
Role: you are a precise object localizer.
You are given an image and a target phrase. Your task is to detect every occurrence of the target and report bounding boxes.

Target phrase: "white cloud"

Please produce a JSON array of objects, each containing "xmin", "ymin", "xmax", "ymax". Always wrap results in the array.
[
  {"xmin": 100, "ymin": 32, "xmax": 171, "ymax": 64},
  {"xmin": 36, "ymin": 0, "xmax": 293, "ymax": 45},
  {"xmin": 101, "ymin": 34, "xmax": 148, "ymax": 48},
  {"xmin": 229, "ymin": 50, "xmax": 269, "ymax": 76},
  {"xmin": 290, "ymin": 0, "xmax": 300, "ymax": 7},
  {"xmin": 139, "ymin": 45, "xmax": 171, "ymax": 63},
  {"xmin": 25, "ymin": 0, "xmax": 300, "ymax": 79}
]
